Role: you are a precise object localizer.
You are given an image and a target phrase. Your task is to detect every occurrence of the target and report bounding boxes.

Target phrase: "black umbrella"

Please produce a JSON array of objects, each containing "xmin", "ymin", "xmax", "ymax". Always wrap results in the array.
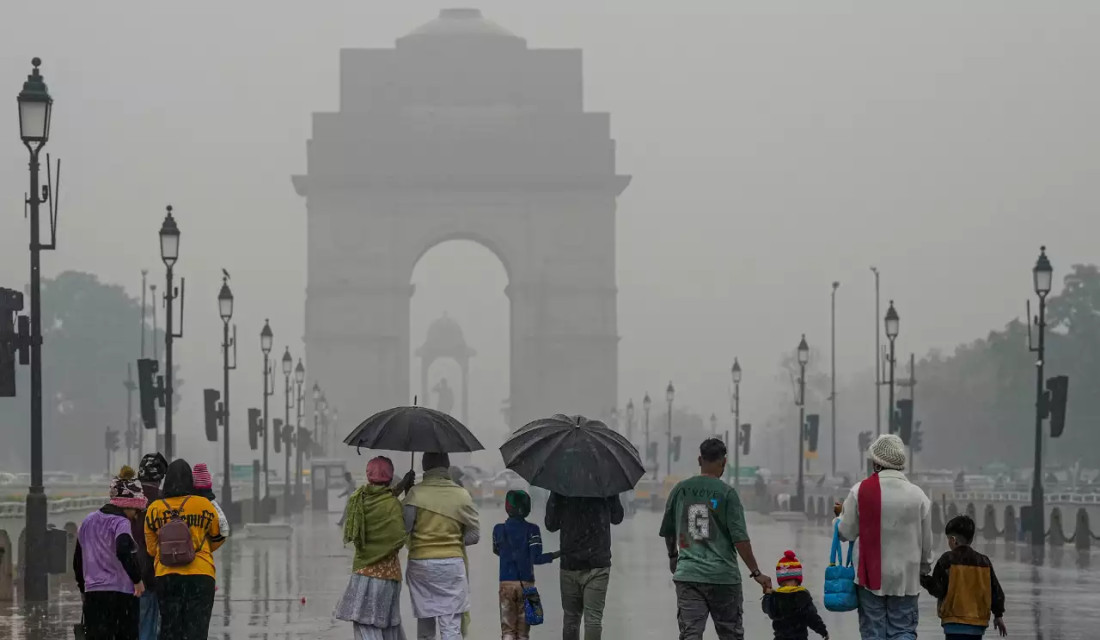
[
  {"xmin": 499, "ymin": 414, "xmax": 645, "ymax": 498},
  {"xmin": 344, "ymin": 406, "xmax": 484, "ymax": 461}
]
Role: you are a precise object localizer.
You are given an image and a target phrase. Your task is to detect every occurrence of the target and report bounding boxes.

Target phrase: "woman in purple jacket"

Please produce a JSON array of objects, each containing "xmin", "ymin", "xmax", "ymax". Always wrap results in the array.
[{"xmin": 74, "ymin": 466, "xmax": 148, "ymax": 640}]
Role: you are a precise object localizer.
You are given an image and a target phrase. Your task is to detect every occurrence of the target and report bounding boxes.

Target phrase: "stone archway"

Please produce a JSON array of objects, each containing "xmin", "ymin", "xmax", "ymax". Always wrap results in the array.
[{"xmin": 294, "ymin": 9, "xmax": 630, "ymax": 436}]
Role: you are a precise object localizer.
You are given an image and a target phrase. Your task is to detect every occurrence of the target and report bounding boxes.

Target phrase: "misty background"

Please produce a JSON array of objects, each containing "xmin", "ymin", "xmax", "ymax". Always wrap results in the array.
[{"xmin": 1, "ymin": 2, "xmax": 1098, "ymax": 476}]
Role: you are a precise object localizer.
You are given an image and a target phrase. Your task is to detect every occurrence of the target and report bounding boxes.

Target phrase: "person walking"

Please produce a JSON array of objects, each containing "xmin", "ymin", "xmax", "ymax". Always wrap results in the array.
[
  {"xmin": 144, "ymin": 459, "xmax": 226, "ymax": 640},
  {"xmin": 74, "ymin": 466, "xmax": 147, "ymax": 640},
  {"xmin": 493, "ymin": 490, "xmax": 559, "ymax": 640},
  {"xmin": 335, "ymin": 456, "xmax": 415, "ymax": 640},
  {"xmin": 135, "ymin": 453, "xmax": 167, "ymax": 640},
  {"xmin": 191, "ymin": 463, "xmax": 229, "ymax": 538},
  {"xmin": 336, "ymin": 470, "xmax": 358, "ymax": 528},
  {"xmin": 544, "ymin": 488, "xmax": 624, "ymax": 640},
  {"xmin": 660, "ymin": 438, "xmax": 772, "ymax": 640},
  {"xmin": 920, "ymin": 515, "xmax": 1007, "ymax": 638},
  {"xmin": 404, "ymin": 452, "xmax": 481, "ymax": 640},
  {"xmin": 835, "ymin": 434, "xmax": 933, "ymax": 640},
  {"xmin": 761, "ymin": 550, "xmax": 829, "ymax": 640}
]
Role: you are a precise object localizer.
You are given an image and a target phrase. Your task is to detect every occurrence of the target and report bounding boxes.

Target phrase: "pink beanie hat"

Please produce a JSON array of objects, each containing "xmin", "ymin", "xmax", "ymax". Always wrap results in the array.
[{"xmin": 192, "ymin": 463, "xmax": 214, "ymax": 490}]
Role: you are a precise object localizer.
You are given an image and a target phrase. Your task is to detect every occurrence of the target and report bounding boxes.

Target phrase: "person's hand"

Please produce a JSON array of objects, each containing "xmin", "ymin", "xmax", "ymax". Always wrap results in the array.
[
  {"xmin": 753, "ymin": 573, "xmax": 773, "ymax": 592},
  {"xmin": 134, "ymin": 581, "xmax": 145, "ymax": 598},
  {"xmin": 551, "ymin": 550, "xmax": 562, "ymax": 560},
  {"xmin": 834, "ymin": 501, "xmax": 843, "ymax": 517},
  {"xmin": 993, "ymin": 616, "xmax": 1007, "ymax": 637},
  {"xmin": 668, "ymin": 555, "xmax": 678, "ymax": 575}
]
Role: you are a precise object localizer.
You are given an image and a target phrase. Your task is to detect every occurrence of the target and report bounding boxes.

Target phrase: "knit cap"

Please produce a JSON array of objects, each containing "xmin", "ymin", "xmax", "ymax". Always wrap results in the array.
[
  {"xmin": 138, "ymin": 452, "xmax": 168, "ymax": 483},
  {"xmin": 109, "ymin": 466, "xmax": 147, "ymax": 510},
  {"xmin": 192, "ymin": 463, "xmax": 214, "ymax": 490},
  {"xmin": 870, "ymin": 434, "xmax": 906, "ymax": 470},
  {"xmin": 776, "ymin": 550, "xmax": 803, "ymax": 585}
]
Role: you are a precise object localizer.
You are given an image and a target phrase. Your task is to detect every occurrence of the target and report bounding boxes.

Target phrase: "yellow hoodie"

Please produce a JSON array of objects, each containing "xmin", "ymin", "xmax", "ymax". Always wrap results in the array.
[{"xmin": 144, "ymin": 495, "xmax": 225, "ymax": 579}]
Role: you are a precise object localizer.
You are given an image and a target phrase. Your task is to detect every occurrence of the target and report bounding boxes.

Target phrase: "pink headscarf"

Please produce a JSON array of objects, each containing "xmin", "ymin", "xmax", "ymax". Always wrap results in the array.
[{"xmin": 366, "ymin": 456, "xmax": 394, "ymax": 486}]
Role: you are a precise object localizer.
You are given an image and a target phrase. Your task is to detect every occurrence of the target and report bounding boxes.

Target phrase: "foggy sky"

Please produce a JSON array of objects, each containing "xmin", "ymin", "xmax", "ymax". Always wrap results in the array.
[{"xmin": 2, "ymin": 2, "xmax": 1098, "ymax": 469}]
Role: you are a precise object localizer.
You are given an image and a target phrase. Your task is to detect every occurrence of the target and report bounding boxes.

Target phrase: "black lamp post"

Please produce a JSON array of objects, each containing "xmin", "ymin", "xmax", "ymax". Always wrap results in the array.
[
  {"xmin": 665, "ymin": 381, "xmax": 675, "ymax": 480},
  {"xmin": 796, "ymin": 335, "xmax": 809, "ymax": 512},
  {"xmin": 312, "ymin": 381, "xmax": 323, "ymax": 456},
  {"xmin": 625, "ymin": 399, "xmax": 635, "ymax": 445},
  {"xmin": 1029, "ymin": 246, "xmax": 1053, "ymax": 549},
  {"xmin": 281, "ymin": 346, "xmax": 293, "ymax": 516},
  {"xmin": 643, "ymin": 393, "xmax": 652, "ymax": 478},
  {"xmin": 159, "ymin": 206, "xmax": 184, "ymax": 461},
  {"xmin": 217, "ymin": 276, "xmax": 236, "ymax": 508},
  {"xmin": 294, "ymin": 358, "xmax": 305, "ymax": 507},
  {"xmin": 18, "ymin": 57, "xmax": 54, "ymax": 603},
  {"xmin": 831, "ymin": 281, "xmax": 839, "ymax": 477},
  {"xmin": 884, "ymin": 301, "xmax": 900, "ymax": 435},
  {"xmin": 260, "ymin": 320, "xmax": 274, "ymax": 499},
  {"xmin": 731, "ymin": 358, "xmax": 742, "ymax": 489}
]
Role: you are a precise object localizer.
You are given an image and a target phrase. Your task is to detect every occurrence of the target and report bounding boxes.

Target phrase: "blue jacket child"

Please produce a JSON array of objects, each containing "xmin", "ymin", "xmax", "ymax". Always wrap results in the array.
[{"xmin": 493, "ymin": 490, "xmax": 559, "ymax": 638}]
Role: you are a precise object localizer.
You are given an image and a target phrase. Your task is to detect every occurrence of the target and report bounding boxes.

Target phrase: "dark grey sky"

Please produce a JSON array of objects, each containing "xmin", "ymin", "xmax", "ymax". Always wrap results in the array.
[{"xmin": 2, "ymin": 2, "xmax": 1097, "ymax": 465}]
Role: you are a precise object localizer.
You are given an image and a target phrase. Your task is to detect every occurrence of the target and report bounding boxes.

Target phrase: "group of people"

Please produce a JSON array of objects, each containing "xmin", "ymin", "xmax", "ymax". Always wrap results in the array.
[
  {"xmin": 74, "ymin": 454, "xmax": 228, "ymax": 640},
  {"xmin": 659, "ymin": 433, "xmax": 1006, "ymax": 640}
]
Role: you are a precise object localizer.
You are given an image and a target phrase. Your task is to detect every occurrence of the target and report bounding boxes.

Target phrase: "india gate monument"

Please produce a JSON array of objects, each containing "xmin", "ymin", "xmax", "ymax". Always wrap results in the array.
[{"xmin": 292, "ymin": 9, "xmax": 630, "ymax": 439}]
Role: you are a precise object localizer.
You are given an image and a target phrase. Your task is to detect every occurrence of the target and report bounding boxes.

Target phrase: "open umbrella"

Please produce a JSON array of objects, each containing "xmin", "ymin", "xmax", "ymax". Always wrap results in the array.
[
  {"xmin": 344, "ymin": 406, "xmax": 484, "ymax": 463},
  {"xmin": 499, "ymin": 414, "xmax": 645, "ymax": 498}
]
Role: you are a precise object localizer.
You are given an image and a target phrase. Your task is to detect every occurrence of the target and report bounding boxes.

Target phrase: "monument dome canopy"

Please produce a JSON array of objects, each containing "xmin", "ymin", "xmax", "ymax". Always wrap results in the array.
[{"xmin": 404, "ymin": 8, "xmax": 520, "ymax": 41}]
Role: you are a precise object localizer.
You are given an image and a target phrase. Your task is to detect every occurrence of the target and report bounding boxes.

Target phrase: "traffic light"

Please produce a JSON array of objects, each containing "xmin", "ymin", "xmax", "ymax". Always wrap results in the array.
[
  {"xmin": 105, "ymin": 428, "xmax": 121, "ymax": 452},
  {"xmin": 858, "ymin": 430, "xmax": 872, "ymax": 454},
  {"xmin": 671, "ymin": 435, "xmax": 682, "ymax": 462},
  {"xmin": 1046, "ymin": 375, "xmax": 1069, "ymax": 438},
  {"xmin": 272, "ymin": 418, "xmax": 284, "ymax": 453},
  {"xmin": 911, "ymin": 421, "xmax": 924, "ymax": 453},
  {"xmin": 124, "ymin": 426, "xmax": 136, "ymax": 450},
  {"xmin": 203, "ymin": 389, "xmax": 223, "ymax": 442},
  {"xmin": 0, "ymin": 287, "xmax": 29, "ymax": 398},
  {"xmin": 248, "ymin": 408, "xmax": 262, "ymax": 451},
  {"xmin": 895, "ymin": 399, "xmax": 914, "ymax": 445},
  {"xmin": 136, "ymin": 358, "xmax": 163, "ymax": 430},
  {"xmin": 804, "ymin": 414, "xmax": 820, "ymax": 452},
  {"xmin": 740, "ymin": 424, "xmax": 751, "ymax": 456},
  {"xmin": 646, "ymin": 442, "xmax": 658, "ymax": 464},
  {"xmin": 282, "ymin": 423, "xmax": 295, "ymax": 451},
  {"xmin": 298, "ymin": 428, "xmax": 313, "ymax": 459}
]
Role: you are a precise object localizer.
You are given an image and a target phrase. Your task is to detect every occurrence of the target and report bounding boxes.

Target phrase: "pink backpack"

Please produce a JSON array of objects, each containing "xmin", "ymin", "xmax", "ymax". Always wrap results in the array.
[{"xmin": 157, "ymin": 497, "xmax": 196, "ymax": 567}]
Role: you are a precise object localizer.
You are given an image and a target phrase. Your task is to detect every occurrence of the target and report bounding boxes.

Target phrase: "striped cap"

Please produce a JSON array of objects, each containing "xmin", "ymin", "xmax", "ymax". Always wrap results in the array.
[
  {"xmin": 192, "ymin": 463, "xmax": 214, "ymax": 490},
  {"xmin": 776, "ymin": 550, "xmax": 803, "ymax": 585}
]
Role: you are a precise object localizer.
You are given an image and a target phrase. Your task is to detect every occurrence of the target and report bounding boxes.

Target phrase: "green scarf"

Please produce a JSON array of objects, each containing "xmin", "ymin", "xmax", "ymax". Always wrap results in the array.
[{"xmin": 343, "ymin": 484, "xmax": 407, "ymax": 572}]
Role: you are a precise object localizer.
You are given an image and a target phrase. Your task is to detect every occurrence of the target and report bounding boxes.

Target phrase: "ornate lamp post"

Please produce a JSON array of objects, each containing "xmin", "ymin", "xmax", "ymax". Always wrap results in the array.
[
  {"xmin": 217, "ymin": 277, "xmax": 236, "ymax": 507},
  {"xmin": 312, "ymin": 381, "xmax": 323, "ymax": 456},
  {"xmin": 625, "ymin": 399, "xmax": 635, "ymax": 445},
  {"xmin": 1029, "ymin": 246, "xmax": 1053, "ymax": 549},
  {"xmin": 294, "ymin": 358, "xmax": 306, "ymax": 507},
  {"xmin": 260, "ymin": 320, "xmax": 274, "ymax": 498},
  {"xmin": 884, "ymin": 301, "xmax": 900, "ymax": 435},
  {"xmin": 796, "ymin": 335, "xmax": 809, "ymax": 511},
  {"xmin": 665, "ymin": 381, "xmax": 675, "ymax": 480},
  {"xmin": 18, "ymin": 57, "xmax": 54, "ymax": 603},
  {"xmin": 281, "ymin": 346, "xmax": 294, "ymax": 515},
  {"xmin": 643, "ymin": 393, "xmax": 652, "ymax": 478},
  {"xmin": 831, "ymin": 281, "xmax": 840, "ymax": 476},
  {"xmin": 731, "ymin": 358, "xmax": 742, "ymax": 489},
  {"xmin": 159, "ymin": 206, "xmax": 184, "ymax": 460}
]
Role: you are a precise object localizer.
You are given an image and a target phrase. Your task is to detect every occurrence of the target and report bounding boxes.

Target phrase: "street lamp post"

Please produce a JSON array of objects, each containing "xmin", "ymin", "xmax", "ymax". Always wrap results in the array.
[
  {"xmin": 312, "ymin": 381, "xmax": 322, "ymax": 456},
  {"xmin": 1029, "ymin": 246, "xmax": 1053, "ymax": 549},
  {"xmin": 625, "ymin": 399, "xmax": 635, "ymax": 445},
  {"xmin": 871, "ymin": 267, "xmax": 881, "ymax": 436},
  {"xmin": 260, "ymin": 320, "xmax": 274, "ymax": 499},
  {"xmin": 831, "ymin": 281, "xmax": 839, "ymax": 477},
  {"xmin": 18, "ymin": 58, "xmax": 54, "ymax": 602},
  {"xmin": 294, "ymin": 359, "xmax": 305, "ymax": 507},
  {"xmin": 796, "ymin": 335, "xmax": 809, "ymax": 512},
  {"xmin": 731, "ymin": 359, "xmax": 742, "ymax": 489},
  {"xmin": 281, "ymin": 347, "xmax": 293, "ymax": 516},
  {"xmin": 885, "ymin": 301, "xmax": 900, "ymax": 436},
  {"xmin": 217, "ymin": 277, "xmax": 236, "ymax": 509},
  {"xmin": 159, "ymin": 206, "xmax": 184, "ymax": 461},
  {"xmin": 643, "ymin": 393, "xmax": 652, "ymax": 478},
  {"xmin": 665, "ymin": 382, "xmax": 675, "ymax": 480},
  {"xmin": 710, "ymin": 413, "xmax": 717, "ymax": 436}
]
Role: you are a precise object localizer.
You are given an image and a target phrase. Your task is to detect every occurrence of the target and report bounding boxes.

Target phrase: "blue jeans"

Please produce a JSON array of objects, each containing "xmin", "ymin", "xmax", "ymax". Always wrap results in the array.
[
  {"xmin": 138, "ymin": 590, "xmax": 159, "ymax": 640},
  {"xmin": 857, "ymin": 587, "xmax": 919, "ymax": 640}
]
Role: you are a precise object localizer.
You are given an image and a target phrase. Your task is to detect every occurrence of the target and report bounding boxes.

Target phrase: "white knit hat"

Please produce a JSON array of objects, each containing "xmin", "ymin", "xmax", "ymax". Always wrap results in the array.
[{"xmin": 870, "ymin": 434, "xmax": 906, "ymax": 470}]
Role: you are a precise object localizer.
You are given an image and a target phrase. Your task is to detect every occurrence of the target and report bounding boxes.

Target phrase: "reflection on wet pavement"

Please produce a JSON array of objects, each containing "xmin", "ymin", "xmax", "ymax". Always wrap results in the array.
[{"xmin": 1, "ymin": 506, "xmax": 1095, "ymax": 638}]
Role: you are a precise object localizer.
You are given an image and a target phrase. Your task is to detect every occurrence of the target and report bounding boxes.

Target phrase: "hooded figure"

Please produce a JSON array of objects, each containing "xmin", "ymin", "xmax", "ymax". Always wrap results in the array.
[
  {"xmin": 493, "ymin": 490, "xmax": 558, "ymax": 640},
  {"xmin": 135, "ymin": 453, "xmax": 167, "ymax": 640}
]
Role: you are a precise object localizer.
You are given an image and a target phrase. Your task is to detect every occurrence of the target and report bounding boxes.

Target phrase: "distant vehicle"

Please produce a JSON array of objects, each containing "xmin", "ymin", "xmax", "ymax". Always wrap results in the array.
[
  {"xmin": 0, "ymin": 472, "xmax": 16, "ymax": 485},
  {"xmin": 479, "ymin": 470, "xmax": 526, "ymax": 506},
  {"xmin": 44, "ymin": 472, "xmax": 79, "ymax": 485}
]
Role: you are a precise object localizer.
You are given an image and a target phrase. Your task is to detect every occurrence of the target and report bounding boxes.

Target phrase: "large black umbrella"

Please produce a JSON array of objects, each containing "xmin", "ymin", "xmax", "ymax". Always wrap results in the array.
[
  {"xmin": 499, "ymin": 414, "xmax": 645, "ymax": 498},
  {"xmin": 344, "ymin": 406, "xmax": 484, "ymax": 458}
]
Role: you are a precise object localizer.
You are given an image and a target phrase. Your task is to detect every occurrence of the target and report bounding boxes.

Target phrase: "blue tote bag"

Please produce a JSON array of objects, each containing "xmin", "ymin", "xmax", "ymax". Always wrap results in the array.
[{"xmin": 823, "ymin": 519, "xmax": 858, "ymax": 612}]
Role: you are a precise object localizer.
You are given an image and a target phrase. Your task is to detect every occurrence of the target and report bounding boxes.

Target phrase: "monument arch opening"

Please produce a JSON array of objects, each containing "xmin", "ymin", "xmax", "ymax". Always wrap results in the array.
[{"xmin": 293, "ymin": 8, "xmax": 630, "ymax": 441}]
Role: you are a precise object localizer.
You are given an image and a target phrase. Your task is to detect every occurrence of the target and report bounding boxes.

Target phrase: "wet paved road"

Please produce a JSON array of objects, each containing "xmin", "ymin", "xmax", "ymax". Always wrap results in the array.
[{"xmin": 1, "ymin": 505, "xmax": 1096, "ymax": 639}]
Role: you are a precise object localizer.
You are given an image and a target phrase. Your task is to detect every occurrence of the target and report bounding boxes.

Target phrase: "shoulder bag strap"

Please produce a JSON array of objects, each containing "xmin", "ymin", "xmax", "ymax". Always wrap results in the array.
[{"xmin": 829, "ymin": 519, "xmax": 843, "ymax": 566}]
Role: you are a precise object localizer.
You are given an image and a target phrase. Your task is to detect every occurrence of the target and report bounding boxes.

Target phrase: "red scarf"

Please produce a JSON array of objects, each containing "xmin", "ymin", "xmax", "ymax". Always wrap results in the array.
[{"xmin": 856, "ymin": 472, "xmax": 882, "ymax": 590}]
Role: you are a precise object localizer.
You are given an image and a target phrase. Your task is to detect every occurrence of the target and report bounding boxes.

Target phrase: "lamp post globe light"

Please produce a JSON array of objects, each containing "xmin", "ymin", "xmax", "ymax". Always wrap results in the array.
[
  {"xmin": 18, "ymin": 56, "xmax": 54, "ymax": 603},
  {"xmin": 884, "ymin": 301, "xmax": 899, "ymax": 436},
  {"xmin": 795, "ymin": 335, "xmax": 809, "ymax": 512},
  {"xmin": 665, "ymin": 381, "xmax": 675, "ymax": 480},
  {"xmin": 642, "ymin": 393, "xmax": 652, "ymax": 478},
  {"xmin": 294, "ymin": 358, "xmax": 306, "ymax": 508},
  {"xmin": 730, "ymin": 358, "xmax": 742, "ymax": 489},
  {"xmin": 1029, "ymin": 246, "xmax": 1053, "ymax": 551},
  {"xmin": 158, "ymin": 206, "xmax": 185, "ymax": 462},
  {"xmin": 259, "ymin": 320, "xmax": 274, "ymax": 502},
  {"xmin": 218, "ymin": 276, "xmax": 237, "ymax": 509}
]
